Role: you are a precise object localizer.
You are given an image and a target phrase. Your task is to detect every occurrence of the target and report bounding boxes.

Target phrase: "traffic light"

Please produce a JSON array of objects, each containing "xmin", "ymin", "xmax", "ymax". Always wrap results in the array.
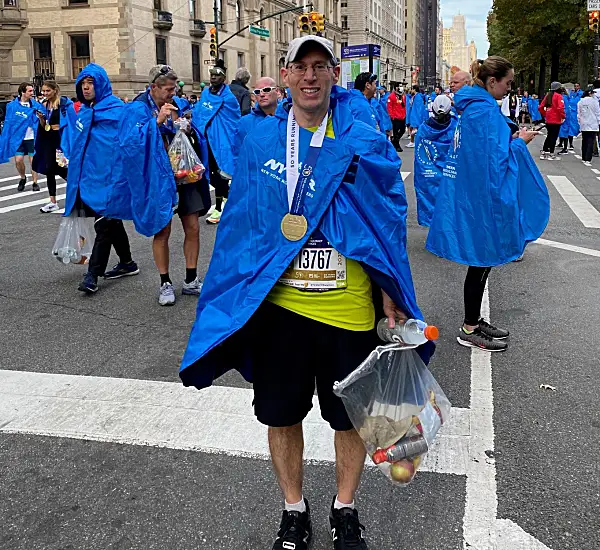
[
  {"xmin": 209, "ymin": 26, "xmax": 217, "ymax": 57},
  {"xmin": 299, "ymin": 13, "xmax": 310, "ymax": 33},
  {"xmin": 309, "ymin": 12, "xmax": 325, "ymax": 34},
  {"xmin": 590, "ymin": 10, "xmax": 599, "ymax": 32}
]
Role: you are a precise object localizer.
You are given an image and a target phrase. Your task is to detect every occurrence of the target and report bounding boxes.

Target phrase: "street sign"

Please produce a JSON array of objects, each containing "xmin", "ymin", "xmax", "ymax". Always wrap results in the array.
[
  {"xmin": 249, "ymin": 25, "xmax": 270, "ymax": 38},
  {"xmin": 589, "ymin": 0, "xmax": 600, "ymax": 10},
  {"xmin": 203, "ymin": 60, "xmax": 212, "ymax": 65}
]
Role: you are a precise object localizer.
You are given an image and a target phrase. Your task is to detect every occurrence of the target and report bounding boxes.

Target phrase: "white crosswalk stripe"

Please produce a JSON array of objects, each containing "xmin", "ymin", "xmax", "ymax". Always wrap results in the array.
[
  {"xmin": 547, "ymin": 175, "xmax": 600, "ymax": 228},
  {"xmin": 0, "ymin": 175, "xmax": 65, "ymax": 214}
]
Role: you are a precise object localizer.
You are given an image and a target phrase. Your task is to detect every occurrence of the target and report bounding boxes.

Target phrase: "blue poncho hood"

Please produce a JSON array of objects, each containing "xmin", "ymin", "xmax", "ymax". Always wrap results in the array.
[
  {"xmin": 64, "ymin": 63, "xmax": 132, "ymax": 219},
  {"xmin": 192, "ymin": 84, "xmax": 240, "ymax": 176},
  {"xmin": 346, "ymin": 88, "xmax": 378, "ymax": 129},
  {"xmin": 0, "ymin": 96, "xmax": 44, "ymax": 164},
  {"xmin": 180, "ymin": 93, "xmax": 433, "ymax": 389},
  {"xmin": 426, "ymin": 85, "xmax": 550, "ymax": 266},
  {"xmin": 414, "ymin": 115, "xmax": 458, "ymax": 227}
]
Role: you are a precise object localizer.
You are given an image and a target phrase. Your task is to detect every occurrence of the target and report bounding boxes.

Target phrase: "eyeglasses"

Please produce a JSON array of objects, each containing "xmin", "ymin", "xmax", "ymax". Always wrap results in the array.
[
  {"xmin": 253, "ymin": 86, "xmax": 275, "ymax": 95},
  {"xmin": 152, "ymin": 65, "xmax": 174, "ymax": 82},
  {"xmin": 287, "ymin": 63, "xmax": 333, "ymax": 76}
]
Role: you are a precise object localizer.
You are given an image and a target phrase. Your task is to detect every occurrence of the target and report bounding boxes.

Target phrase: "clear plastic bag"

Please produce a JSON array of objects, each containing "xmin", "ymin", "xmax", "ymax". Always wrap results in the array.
[
  {"xmin": 51, "ymin": 212, "xmax": 94, "ymax": 265},
  {"xmin": 167, "ymin": 119, "xmax": 205, "ymax": 185},
  {"xmin": 333, "ymin": 345, "xmax": 451, "ymax": 486}
]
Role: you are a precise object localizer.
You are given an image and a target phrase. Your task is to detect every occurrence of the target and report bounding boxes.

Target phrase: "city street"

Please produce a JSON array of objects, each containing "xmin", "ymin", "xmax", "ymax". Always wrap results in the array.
[{"xmin": 0, "ymin": 136, "xmax": 598, "ymax": 550}]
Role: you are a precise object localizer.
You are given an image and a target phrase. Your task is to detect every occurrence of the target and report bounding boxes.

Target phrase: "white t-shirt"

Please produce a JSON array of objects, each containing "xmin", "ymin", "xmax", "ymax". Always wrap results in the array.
[{"xmin": 20, "ymin": 101, "xmax": 35, "ymax": 140}]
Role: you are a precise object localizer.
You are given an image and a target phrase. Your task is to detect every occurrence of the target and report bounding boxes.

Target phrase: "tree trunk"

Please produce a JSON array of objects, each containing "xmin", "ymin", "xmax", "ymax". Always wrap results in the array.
[
  {"xmin": 538, "ymin": 57, "xmax": 547, "ymax": 98},
  {"xmin": 528, "ymin": 72, "xmax": 536, "ymax": 95},
  {"xmin": 550, "ymin": 49, "xmax": 560, "ymax": 82},
  {"xmin": 578, "ymin": 44, "xmax": 590, "ymax": 87}
]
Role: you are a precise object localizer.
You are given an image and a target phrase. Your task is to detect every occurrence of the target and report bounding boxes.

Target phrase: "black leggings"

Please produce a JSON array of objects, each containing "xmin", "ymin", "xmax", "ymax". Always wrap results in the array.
[
  {"xmin": 559, "ymin": 136, "xmax": 574, "ymax": 150},
  {"xmin": 391, "ymin": 118, "xmax": 406, "ymax": 149},
  {"xmin": 582, "ymin": 131, "xmax": 597, "ymax": 162},
  {"xmin": 46, "ymin": 166, "xmax": 68, "ymax": 198},
  {"xmin": 543, "ymin": 124, "xmax": 561, "ymax": 153},
  {"xmin": 464, "ymin": 266, "xmax": 492, "ymax": 326},
  {"xmin": 207, "ymin": 142, "xmax": 229, "ymax": 208}
]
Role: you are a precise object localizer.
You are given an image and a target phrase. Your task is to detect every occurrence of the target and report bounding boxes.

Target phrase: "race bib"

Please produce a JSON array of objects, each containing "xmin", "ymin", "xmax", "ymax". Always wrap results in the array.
[{"xmin": 279, "ymin": 230, "xmax": 347, "ymax": 291}]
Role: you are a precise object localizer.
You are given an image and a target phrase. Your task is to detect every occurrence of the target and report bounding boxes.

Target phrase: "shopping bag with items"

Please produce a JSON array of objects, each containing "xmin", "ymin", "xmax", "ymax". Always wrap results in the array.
[
  {"xmin": 52, "ymin": 212, "xmax": 94, "ymax": 265},
  {"xmin": 333, "ymin": 346, "xmax": 451, "ymax": 486},
  {"xmin": 167, "ymin": 119, "xmax": 205, "ymax": 185}
]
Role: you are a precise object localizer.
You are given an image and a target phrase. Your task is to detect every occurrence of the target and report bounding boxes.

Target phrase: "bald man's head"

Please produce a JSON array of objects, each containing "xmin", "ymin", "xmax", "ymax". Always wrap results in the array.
[
  {"xmin": 253, "ymin": 76, "xmax": 278, "ymax": 115},
  {"xmin": 450, "ymin": 71, "xmax": 472, "ymax": 93}
]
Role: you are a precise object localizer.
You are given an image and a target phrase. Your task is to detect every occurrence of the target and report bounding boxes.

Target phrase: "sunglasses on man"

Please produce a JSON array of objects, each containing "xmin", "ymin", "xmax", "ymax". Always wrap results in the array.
[
  {"xmin": 253, "ymin": 86, "xmax": 275, "ymax": 95},
  {"xmin": 152, "ymin": 65, "xmax": 174, "ymax": 82},
  {"xmin": 209, "ymin": 68, "xmax": 226, "ymax": 76}
]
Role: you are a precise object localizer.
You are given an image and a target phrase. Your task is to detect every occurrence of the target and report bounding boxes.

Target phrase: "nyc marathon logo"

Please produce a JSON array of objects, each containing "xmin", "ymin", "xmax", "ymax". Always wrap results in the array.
[
  {"xmin": 262, "ymin": 158, "xmax": 316, "ymax": 194},
  {"xmin": 416, "ymin": 140, "xmax": 438, "ymax": 167}
]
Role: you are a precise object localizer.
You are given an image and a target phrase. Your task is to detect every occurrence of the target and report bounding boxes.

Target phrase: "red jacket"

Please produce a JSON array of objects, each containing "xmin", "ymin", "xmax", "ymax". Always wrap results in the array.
[
  {"xmin": 387, "ymin": 91, "xmax": 406, "ymax": 120},
  {"xmin": 539, "ymin": 92, "xmax": 565, "ymax": 124}
]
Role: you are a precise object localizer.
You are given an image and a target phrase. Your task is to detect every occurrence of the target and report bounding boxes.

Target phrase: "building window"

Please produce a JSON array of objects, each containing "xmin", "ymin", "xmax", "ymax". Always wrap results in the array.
[
  {"xmin": 33, "ymin": 36, "xmax": 54, "ymax": 80},
  {"xmin": 261, "ymin": 55, "xmax": 266, "ymax": 77},
  {"xmin": 4, "ymin": 0, "xmax": 18, "ymax": 6},
  {"xmin": 154, "ymin": 0, "xmax": 161, "ymax": 9},
  {"xmin": 192, "ymin": 44, "xmax": 201, "ymax": 82},
  {"xmin": 341, "ymin": 41, "xmax": 348, "ymax": 49},
  {"xmin": 236, "ymin": 1, "xmax": 242, "ymax": 31},
  {"xmin": 218, "ymin": 49, "xmax": 225, "ymax": 61},
  {"xmin": 155, "ymin": 36, "xmax": 167, "ymax": 65},
  {"xmin": 341, "ymin": 15, "xmax": 348, "ymax": 30},
  {"xmin": 341, "ymin": 0, "xmax": 346, "ymax": 6},
  {"xmin": 68, "ymin": 0, "xmax": 88, "ymax": 4},
  {"xmin": 189, "ymin": 0, "xmax": 197, "ymax": 18},
  {"xmin": 237, "ymin": 52, "xmax": 244, "ymax": 68},
  {"xmin": 70, "ymin": 34, "xmax": 90, "ymax": 78},
  {"xmin": 279, "ymin": 15, "xmax": 283, "ymax": 42}
]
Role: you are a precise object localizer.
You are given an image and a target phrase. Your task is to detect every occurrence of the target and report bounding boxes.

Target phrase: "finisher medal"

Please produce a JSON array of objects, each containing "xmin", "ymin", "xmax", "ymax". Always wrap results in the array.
[
  {"xmin": 281, "ymin": 213, "xmax": 308, "ymax": 241},
  {"xmin": 44, "ymin": 123, "xmax": 51, "ymax": 132}
]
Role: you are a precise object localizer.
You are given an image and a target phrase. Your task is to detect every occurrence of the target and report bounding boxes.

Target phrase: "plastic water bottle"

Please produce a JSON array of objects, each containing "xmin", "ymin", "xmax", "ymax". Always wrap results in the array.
[
  {"xmin": 376, "ymin": 318, "xmax": 439, "ymax": 345},
  {"xmin": 372, "ymin": 435, "xmax": 429, "ymax": 464}
]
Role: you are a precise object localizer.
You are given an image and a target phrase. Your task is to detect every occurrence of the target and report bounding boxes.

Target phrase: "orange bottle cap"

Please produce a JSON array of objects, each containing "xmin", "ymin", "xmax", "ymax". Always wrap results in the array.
[{"xmin": 423, "ymin": 325, "xmax": 439, "ymax": 341}]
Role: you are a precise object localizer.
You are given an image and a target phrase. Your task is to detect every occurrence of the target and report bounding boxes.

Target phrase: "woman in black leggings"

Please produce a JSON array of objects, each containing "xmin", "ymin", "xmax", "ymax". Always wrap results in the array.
[{"xmin": 539, "ymin": 83, "xmax": 566, "ymax": 161}]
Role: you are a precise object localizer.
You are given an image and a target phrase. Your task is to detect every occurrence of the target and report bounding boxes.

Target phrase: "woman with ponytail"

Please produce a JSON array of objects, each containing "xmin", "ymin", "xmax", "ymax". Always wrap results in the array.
[{"xmin": 426, "ymin": 56, "xmax": 550, "ymax": 352}]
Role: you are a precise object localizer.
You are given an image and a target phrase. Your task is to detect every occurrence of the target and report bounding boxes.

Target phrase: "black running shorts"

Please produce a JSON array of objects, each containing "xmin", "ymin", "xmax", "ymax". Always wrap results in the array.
[{"xmin": 249, "ymin": 300, "xmax": 378, "ymax": 431}]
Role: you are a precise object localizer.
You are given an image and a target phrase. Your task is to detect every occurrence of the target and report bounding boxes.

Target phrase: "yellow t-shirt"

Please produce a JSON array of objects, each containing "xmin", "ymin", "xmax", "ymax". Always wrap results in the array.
[{"xmin": 266, "ymin": 117, "xmax": 375, "ymax": 331}]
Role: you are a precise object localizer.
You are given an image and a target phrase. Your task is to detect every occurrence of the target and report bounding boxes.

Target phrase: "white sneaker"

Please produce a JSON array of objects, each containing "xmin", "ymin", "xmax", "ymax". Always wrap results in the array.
[
  {"xmin": 540, "ymin": 152, "xmax": 547, "ymax": 160},
  {"xmin": 40, "ymin": 202, "xmax": 59, "ymax": 213},
  {"xmin": 182, "ymin": 276, "xmax": 203, "ymax": 296},
  {"xmin": 158, "ymin": 282, "xmax": 176, "ymax": 306},
  {"xmin": 583, "ymin": 161, "xmax": 592, "ymax": 167},
  {"xmin": 406, "ymin": 142, "xmax": 415, "ymax": 148}
]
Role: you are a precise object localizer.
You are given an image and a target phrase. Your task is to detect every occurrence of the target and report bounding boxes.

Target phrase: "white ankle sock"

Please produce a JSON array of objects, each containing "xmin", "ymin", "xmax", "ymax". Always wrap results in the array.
[
  {"xmin": 285, "ymin": 497, "xmax": 306, "ymax": 513},
  {"xmin": 334, "ymin": 496, "xmax": 355, "ymax": 510}
]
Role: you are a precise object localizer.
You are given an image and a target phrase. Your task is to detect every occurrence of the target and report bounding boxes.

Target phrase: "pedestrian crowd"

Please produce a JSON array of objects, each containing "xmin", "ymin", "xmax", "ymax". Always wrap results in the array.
[{"xmin": 0, "ymin": 37, "xmax": 552, "ymax": 550}]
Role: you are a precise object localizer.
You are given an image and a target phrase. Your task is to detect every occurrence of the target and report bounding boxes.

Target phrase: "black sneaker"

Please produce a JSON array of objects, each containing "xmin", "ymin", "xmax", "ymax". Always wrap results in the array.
[
  {"xmin": 17, "ymin": 178, "xmax": 26, "ymax": 192},
  {"xmin": 32, "ymin": 182, "xmax": 40, "ymax": 192},
  {"xmin": 272, "ymin": 499, "xmax": 312, "ymax": 550},
  {"xmin": 103, "ymin": 261, "xmax": 140, "ymax": 279},
  {"xmin": 329, "ymin": 497, "xmax": 368, "ymax": 550},
  {"xmin": 478, "ymin": 318, "xmax": 509, "ymax": 340},
  {"xmin": 78, "ymin": 272, "xmax": 98, "ymax": 294},
  {"xmin": 457, "ymin": 327, "xmax": 507, "ymax": 352}
]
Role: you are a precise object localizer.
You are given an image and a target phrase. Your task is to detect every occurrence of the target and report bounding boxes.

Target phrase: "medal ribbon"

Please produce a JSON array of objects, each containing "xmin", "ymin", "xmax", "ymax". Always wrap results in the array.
[{"xmin": 285, "ymin": 106, "xmax": 328, "ymax": 214}]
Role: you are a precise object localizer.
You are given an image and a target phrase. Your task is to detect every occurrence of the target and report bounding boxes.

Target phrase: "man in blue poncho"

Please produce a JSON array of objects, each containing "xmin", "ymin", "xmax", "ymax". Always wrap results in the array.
[
  {"xmin": 0, "ymin": 82, "xmax": 43, "ymax": 192},
  {"xmin": 371, "ymin": 86, "xmax": 393, "ymax": 138},
  {"xmin": 426, "ymin": 56, "xmax": 549, "ymax": 352},
  {"xmin": 346, "ymin": 71, "xmax": 379, "ymax": 129},
  {"xmin": 413, "ymin": 95, "xmax": 458, "ymax": 227},
  {"xmin": 406, "ymin": 85, "xmax": 427, "ymax": 148},
  {"xmin": 180, "ymin": 35, "xmax": 433, "ymax": 550},
  {"xmin": 192, "ymin": 59, "xmax": 241, "ymax": 225},
  {"xmin": 63, "ymin": 64, "xmax": 140, "ymax": 295},
  {"xmin": 120, "ymin": 65, "xmax": 211, "ymax": 306},
  {"xmin": 233, "ymin": 76, "xmax": 279, "ymax": 157}
]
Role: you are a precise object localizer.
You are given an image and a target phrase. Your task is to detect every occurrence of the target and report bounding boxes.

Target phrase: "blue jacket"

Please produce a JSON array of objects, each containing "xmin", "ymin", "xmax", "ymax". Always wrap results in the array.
[
  {"xmin": 119, "ymin": 91, "xmax": 211, "ymax": 237},
  {"xmin": 174, "ymin": 96, "xmax": 192, "ymax": 114},
  {"xmin": 559, "ymin": 94, "xmax": 571, "ymax": 138},
  {"xmin": 345, "ymin": 88, "xmax": 378, "ymax": 129},
  {"xmin": 179, "ymin": 90, "xmax": 433, "ymax": 389},
  {"xmin": 64, "ymin": 64, "xmax": 131, "ymax": 219},
  {"xmin": 32, "ymin": 96, "xmax": 76, "ymax": 175},
  {"xmin": 426, "ymin": 85, "xmax": 549, "ymax": 266},
  {"xmin": 233, "ymin": 103, "xmax": 271, "ymax": 158},
  {"xmin": 570, "ymin": 90, "xmax": 583, "ymax": 100},
  {"xmin": 528, "ymin": 98, "xmax": 542, "ymax": 122},
  {"xmin": 192, "ymin": 84, "xmax": 240, "ymax": 177},
  {"xmin": 566, "ymin": 94, "xmax": 581, "ymax": 136},
  {"xmin": 0, "ymin": 96, "xmax": 43, "ymax": 163},
  {"xmin": 371, "ymin": 97, "xmax": 392, "ymax": 132},
  {"xmin": 414, "ymin": 115, "xmax": 458, "ymax": 227},
  {"xmin": 409, "ymin": 93, "xmax": 427, "ymax": 128}
]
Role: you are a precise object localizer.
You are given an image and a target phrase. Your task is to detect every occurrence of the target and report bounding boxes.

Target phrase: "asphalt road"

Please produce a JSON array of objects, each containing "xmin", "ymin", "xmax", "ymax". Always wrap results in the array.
[{"xmin": 0, "ymin": 132, "xmax": 598, "ymax": 550}]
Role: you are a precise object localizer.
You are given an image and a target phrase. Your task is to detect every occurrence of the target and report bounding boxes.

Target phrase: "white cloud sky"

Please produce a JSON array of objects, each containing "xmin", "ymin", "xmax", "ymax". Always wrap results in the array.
[{"xmin": 440, "ymin": 0, "xmax": 492, "ymax": 58}]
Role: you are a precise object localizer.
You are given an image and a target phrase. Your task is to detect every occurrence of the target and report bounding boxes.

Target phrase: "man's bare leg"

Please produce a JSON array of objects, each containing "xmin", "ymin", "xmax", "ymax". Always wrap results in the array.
[
  {"xmin": 334, "ymin": 428, "xmax": 366, "ymax": 504},
  {"xmin": 268, "ymin": 424, "xmax": 304, "ymax": 504}
]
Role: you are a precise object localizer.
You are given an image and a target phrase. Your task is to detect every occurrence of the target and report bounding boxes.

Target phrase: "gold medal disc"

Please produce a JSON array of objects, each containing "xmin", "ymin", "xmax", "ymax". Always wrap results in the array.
[
  {"xmin": 44, "ymin": 124, "xmax": 51, "ymax": 132},
  {"xmin": 281, "ymin": 213, "xmax": 308, "ymax": 241}
]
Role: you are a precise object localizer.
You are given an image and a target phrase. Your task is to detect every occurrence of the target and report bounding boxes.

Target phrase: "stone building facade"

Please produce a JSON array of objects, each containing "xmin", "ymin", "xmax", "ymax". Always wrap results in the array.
[{"xmin": 0, "ymin": 0, "xmax": 343, "ymax": 99}]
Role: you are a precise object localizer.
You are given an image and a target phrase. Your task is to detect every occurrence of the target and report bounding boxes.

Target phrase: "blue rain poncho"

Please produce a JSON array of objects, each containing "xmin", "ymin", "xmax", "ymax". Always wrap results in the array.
[
  {"xmin": 409, "ymin": 93, "xmax": 427, "ymax": 128},
  {"xmin": 64, "ymin": 64, "xmax": 132, "ymax": 219},
  {"xmin": 426, "ymin": 85, "xmax": 550, "ymax": 266},
  {"xmin": 413, "ymin": 115, "xmax": 458, "ymax": 227},
  {"xmin": 371, "ymin": 97, "xmax": 392, "ymax": 132},
  {"xmin": 232, "ymin": 103, "xmax": 270, "ymax": 158},
  {"xmin": 192, "ymin": 84, "xmax": 240, "ymax": 177},
  {"xmin": 0, "ymin": 97, "xmax": 43, "ymax": 163},
  {"xmin": 528, "ymin": 98, "xmax": 543, "ymax": 122},
  {"xmin": 180, "ymin": 89, "xmax": 433, "ymax": 389}
]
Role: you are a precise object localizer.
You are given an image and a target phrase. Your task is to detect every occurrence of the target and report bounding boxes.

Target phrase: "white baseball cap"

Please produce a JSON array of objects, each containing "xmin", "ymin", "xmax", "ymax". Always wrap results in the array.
[
  {"xmin": 285, "ymin": 36, "xmax": 337, "ymax": 66},
  {"xmin": 433, "ymin": 95, "xmax": 452, "ymax": 115}
]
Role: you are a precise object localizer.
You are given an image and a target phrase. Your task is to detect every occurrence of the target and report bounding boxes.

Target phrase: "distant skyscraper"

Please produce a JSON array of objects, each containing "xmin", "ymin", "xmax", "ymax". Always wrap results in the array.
[{"xmin": 443, "ymin": 13, "xmax": 477, "ymax": 72}]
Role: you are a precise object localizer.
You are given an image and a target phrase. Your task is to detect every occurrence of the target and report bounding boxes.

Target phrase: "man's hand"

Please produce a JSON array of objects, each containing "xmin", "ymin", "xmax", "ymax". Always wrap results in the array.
[
  {"xmin": 518, "ymin": 128, "xmax": 539, "ymax": 145},
  {"xmin": 157, "ymin": 103, "xmax": 178, "ymax": 126},
  {"xmin": 382, "ymin": 290, "xmax": 408, "ymax": 329}
]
